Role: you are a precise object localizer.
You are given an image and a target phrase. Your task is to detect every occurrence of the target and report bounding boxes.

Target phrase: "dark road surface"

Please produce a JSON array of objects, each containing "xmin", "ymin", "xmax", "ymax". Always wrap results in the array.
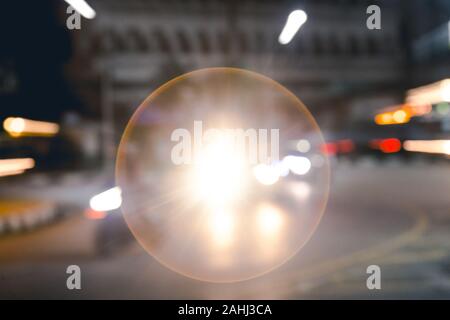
[{"xmin": 1, "ymin": 160, "xmax": 449, "ymax": 299}]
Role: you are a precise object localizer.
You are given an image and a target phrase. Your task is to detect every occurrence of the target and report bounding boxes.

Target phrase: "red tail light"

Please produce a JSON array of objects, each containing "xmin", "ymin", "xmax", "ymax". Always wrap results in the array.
[
  {"xmin": 321, "ymin": 142, "xmax": 338, "ymax": 155},
  {"xmin": 379, "ymin": 138, "xmax": 401, "ymax": 153}
]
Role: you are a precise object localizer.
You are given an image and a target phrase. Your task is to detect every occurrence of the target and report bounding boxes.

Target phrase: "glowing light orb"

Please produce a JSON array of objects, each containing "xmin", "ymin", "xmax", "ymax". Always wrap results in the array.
[{"xmin": 116, "ymin": 68, "xmax": 330, "ymax": 282}]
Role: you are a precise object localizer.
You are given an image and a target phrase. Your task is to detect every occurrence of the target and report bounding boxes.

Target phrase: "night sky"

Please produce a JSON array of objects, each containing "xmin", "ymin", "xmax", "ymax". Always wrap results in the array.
[{"xmin": 0, "ymin": 0, "xmax": 80, "ymax": 122}]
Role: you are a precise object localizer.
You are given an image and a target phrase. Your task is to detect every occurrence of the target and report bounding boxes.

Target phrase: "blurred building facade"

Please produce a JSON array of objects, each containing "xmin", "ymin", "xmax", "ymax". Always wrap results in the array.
[
  {"xmin": 71, "ymin": 0, "xmax": 408, "ymax": 131},
  {"xmin": 405, "ymin": 0, "xmax": 450, "ymax": 85}
]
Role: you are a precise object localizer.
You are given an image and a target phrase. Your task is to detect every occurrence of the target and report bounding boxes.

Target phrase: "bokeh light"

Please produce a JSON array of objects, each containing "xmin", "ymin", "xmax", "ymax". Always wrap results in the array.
[{"xmin": 116, "ymin": 68, "xmax": 330, "ymax": 282}]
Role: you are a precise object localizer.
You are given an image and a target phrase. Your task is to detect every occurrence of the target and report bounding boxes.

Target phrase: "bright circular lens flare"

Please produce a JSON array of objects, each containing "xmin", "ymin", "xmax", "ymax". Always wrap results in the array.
[
  {"xmin": 192, "ymin": 136, "xmax": 246, "ymax": 206},
  {"xmin": 116, "ymin": 68, "xmax": 330, "ymax": 282}
]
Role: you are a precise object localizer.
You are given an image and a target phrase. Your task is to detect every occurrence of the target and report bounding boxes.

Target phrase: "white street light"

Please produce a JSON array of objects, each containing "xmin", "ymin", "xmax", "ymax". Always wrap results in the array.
[
  {"xmin": 278, "ymin": 10, "xmax": 308, "ymax": 45},
  {"xmin": 64, "ymin": 0, "xmax": 96, "ymax": 19}
]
